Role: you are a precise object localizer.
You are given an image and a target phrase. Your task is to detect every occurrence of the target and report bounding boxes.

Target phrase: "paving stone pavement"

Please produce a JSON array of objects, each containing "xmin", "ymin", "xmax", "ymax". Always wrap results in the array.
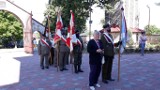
[{"xmin": 0, "ymin": 50, "xmax": 160, "ymax": 90}]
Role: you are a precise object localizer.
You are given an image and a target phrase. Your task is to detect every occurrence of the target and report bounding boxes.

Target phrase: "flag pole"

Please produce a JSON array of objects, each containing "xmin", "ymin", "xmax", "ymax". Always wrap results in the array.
[
  {"xmin": 48, "ymin": 0, "xmax": 53, "ymax": 65},
  {"xmin": 57, "ymin": 41, "xmax": 60, "ymax": 72},
  {"xmin": 118, "ymin": 7, "xmax": 124, "ymax": 81},
  {"xmin": 56, "ymin": 10, "xmax": 60, "ymax": 72},
  {"xmin": 71, "ymin": 10, "xmax": 74, "ymax": 74},
  {"xmin": 48, "ymin": 16, "xmax": 51, "ymax": 39},
  {"xmin": 71, "ymin": 52, "xmax": 74, "ymax": 74},
  {"xmin": 48, "ymin": 15, "xmax": 53, "ymax": 65}
]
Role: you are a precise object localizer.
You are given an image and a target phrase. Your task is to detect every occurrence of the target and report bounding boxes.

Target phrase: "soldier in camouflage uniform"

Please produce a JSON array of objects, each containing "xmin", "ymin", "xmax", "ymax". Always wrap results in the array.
[
  {"xmin": 59, "ymin": 29, "xmax": 70, "ymax": 71},
  {"xmin": 38, "ymin": 35, "xmax": 51, "ymax": 69},
  {"xmin": 73, "ymin": 30, "xmax": 84, "ymax": 74}
]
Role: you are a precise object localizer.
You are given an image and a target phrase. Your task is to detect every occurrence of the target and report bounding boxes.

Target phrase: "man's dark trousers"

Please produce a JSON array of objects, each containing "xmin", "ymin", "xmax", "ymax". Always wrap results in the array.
[{"xmin": 102, "ymin": 55, "xmax": 114, "ymax": 81}]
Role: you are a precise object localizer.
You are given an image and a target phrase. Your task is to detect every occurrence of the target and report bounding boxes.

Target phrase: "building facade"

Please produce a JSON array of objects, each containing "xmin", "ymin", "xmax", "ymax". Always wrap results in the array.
[
  {"xmin": 111, "ymin": 0, "xmax": 139, "ymax": 29},
  {"xmin": 123, "ymin": 0, "xmax": 139, "ymax": 28}
]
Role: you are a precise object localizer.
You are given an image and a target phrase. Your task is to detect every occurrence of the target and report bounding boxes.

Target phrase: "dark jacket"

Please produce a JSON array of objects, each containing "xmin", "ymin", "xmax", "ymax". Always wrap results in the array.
[
  {"xmin": 87, "ymin": 39, "xmax": 103, "ymax": 65},
  {"xmin": 101, "ymin": 33, "xmax": 119, "ymax": 56}
]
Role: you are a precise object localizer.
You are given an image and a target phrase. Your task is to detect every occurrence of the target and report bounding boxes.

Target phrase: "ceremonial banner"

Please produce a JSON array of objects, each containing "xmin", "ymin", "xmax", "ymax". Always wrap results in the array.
[
  {"xmin": 32, "ymin": 18, "xmax": 45, "ymax": 35},
  {"xmin": 66, "ymin": 10, "xmax": 76, "ymax": 52},
  {"xmin": 120, "ymin": 9, "xmax": 129, "ymax": 53},
  {"xmin": 54, "ymin": 12, "xmax": 63, "ymax": 43}
]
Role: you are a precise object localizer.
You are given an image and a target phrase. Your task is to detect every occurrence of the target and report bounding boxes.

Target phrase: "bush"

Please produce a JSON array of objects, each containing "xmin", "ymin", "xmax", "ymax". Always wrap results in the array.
[
  {"xmin": 127, "ymin": 30, "xmax": 134, "ymax": 48},
  {"xmin": 0, "ymin": 45, "xmax": 3, "ymax": 48}
]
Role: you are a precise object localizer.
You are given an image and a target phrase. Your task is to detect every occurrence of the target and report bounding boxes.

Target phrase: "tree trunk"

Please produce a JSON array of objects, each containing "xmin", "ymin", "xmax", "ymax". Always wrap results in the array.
[
  {"xmin": 14, "ymin": 41, "xmax": 17, "ymax": 48},
  {"xmin": 11, "ymin": 36, "xmax": 17, "ymax": 49},
  {"xmin": 105, "ymin": 11, "xmax": 110, "ymax": 24}
]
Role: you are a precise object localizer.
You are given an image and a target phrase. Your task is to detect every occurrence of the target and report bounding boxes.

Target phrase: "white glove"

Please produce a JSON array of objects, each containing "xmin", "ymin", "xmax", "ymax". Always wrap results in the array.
[{"xmin": 102, "ymin": 57, "xmax": 105, "ymax": 64}]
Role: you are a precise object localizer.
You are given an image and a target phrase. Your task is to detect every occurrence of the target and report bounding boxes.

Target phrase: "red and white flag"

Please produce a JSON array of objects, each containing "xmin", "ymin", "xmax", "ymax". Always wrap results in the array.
[
  {"xmin": 53, "ymin": 12, "xmax": 63, "ymax": 43},
  {"xmin": 66, "ymin": 25, "xmax": 73, "ymax": 52},
  {"xmin": 66, "ymin": 10, "xmax": 77, "ymax": 52}
]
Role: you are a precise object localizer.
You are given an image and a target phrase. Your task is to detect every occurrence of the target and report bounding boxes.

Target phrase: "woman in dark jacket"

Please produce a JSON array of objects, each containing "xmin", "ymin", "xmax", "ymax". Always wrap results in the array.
[{"xmin": 87, "ymin": 30, "xmax": 103, "ymax": 90}]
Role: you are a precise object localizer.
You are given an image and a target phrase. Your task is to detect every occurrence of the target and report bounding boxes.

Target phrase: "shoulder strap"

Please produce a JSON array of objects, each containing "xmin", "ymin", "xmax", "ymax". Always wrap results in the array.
[
  {"xmin": 41, "ymin": 39, "xmax": 50, "ymax": 48},
  {"xmin": 103, "ymin": 33, "xmax": 113, "ymax": 44}
]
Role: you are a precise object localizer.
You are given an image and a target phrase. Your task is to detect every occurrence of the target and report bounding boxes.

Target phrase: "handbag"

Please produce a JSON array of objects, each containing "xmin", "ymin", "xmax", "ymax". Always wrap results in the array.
[{"xmin": 102, "ymin": 57, "xmax": 105, "ymax": 64}]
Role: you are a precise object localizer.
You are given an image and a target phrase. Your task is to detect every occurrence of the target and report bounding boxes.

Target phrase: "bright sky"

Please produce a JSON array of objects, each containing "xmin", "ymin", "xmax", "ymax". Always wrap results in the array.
[
  {"xmin": 139, "ymin": 0, "xmax": 160, "ymax": 29},
  {"xmin": 13, "ymin": 0, "xmax": 48, "ymax": 23},
  {"xmin": 12, "ymin": 0, "xmax": 160, "ymax": 29}
]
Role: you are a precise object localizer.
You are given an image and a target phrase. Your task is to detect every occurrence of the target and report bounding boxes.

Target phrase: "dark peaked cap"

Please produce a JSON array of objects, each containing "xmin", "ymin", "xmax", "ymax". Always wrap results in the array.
[
  {"xmin": 75, "ymin": 30, "xmax": 80, "ymax": 33},
  {"xmin": 103, "ymin": 24, "xmax": 110, "ymax": 28}
]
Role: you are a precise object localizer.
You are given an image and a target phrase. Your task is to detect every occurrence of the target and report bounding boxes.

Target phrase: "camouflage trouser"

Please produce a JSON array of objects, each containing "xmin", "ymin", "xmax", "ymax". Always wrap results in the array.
[
  {"xmin": 73, "ymin": 52, "xmax": 82, "ymax": 65},
  {"xmin": 59, "ymin": 52, "xmax": 69, "ymax": 69},
  {"xmin": 53, "ymin": 49, "xmax": 57, "ymax": 67},
  {"xmin": 40, "ymin": 54, "xmax": 49, "ymax": 67}
]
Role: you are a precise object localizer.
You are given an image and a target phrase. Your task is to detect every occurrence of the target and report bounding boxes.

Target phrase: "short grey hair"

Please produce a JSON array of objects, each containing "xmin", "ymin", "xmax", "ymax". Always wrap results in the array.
[{"xmin": 93, "ymin": 30, "xmax": 100, "ymax": 35}]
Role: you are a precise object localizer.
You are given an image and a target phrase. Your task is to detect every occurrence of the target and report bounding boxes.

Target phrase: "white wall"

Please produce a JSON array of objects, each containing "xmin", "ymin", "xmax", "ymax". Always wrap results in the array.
[
  {"xmin": 86, "ymin": 4, "xmax": 105, "ymax": 41},
  {"xmin": 132, "ymin": 33, "xmax": 137, "ymax": 43},
  {"xmin": 139, "ymin": 0, "xmax": 160, "ymax": 29},
  {"xmin": 13, "ymin": 0, "xmax": 48, "ymax": 23}
]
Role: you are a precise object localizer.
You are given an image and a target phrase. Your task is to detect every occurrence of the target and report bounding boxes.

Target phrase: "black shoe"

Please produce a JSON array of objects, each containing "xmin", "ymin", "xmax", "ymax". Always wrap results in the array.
[
  {"xmin": 63, "ymin": 68, "xmax": 68, "ymax": 70},
  {"xmin": 107, "ymin": 78, "xmax": 115, "ymax": 81},
  {"xmin": 78, "ymin": 69, "xmax": 84, "ymax": 72},
  {"xmin": 74, "ymin": 65, "xmax": 78, "ymax": 74},
  {"xmin": 102, "ymin": 80, "xmax": 108, "ymax": 84},
  {"xmin": 75, "ymin": 71, "xmax": 79, "ymax": 74},
  {"xmin": 78, "ymin": 65, "xmax": 83, "ymax": 72},
  {"xmin": 60, "ymin": 69, "xmax": 64, "ymax": 71},
  {"xmin": 45, "ymin": 66, "xmax": 49, "ymax": 69},
  {"xmin": 41, "ymin": 66, "xmax": 44, "ymax": 70}
]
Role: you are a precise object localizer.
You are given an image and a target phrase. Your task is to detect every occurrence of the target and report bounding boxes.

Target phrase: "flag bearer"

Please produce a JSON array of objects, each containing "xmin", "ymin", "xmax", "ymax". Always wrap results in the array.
[
  {"xmin": 73, "ymin": 30, "xmax": 84, "ymax": 74},
  {"xmin": 38, "ymin": 34, "xmax": 51, "ymax": 69}
]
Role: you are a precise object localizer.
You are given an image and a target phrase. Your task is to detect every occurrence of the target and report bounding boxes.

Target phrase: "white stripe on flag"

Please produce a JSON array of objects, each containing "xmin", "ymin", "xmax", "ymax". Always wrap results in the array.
[
  {"xmin": 71, "ymin": 34, "xmax": 77, "ymax": 43},
  {"xmin": 120, "ymin": 11, "xmax": 128, "ymax": 53}
]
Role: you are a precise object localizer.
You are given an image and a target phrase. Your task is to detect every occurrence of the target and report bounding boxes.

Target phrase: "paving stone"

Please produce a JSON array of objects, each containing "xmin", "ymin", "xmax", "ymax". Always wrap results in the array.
[{"xmin": 0, "ymin": 52, "xmax": 160, "ymax": 90}]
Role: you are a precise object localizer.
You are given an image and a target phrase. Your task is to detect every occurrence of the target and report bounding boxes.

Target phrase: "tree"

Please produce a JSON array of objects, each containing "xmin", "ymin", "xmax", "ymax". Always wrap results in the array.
[
  {"xmin": 44, "ymin": 0, "xmax": 91, "ymax": 33},
  {"xmin": 0, "ymin": 10, "xmax": 23, "ymax": 47},
  {"xmin": 44, "ymin": 0, "xmax": 120, "ymax": 33},
  {"xmin": 144, "ymin": 25, "xmax": 160, "ymax": 35},
  {"xmin": 95, "ymin": 0, "xmax": 120, "ymax": 24}
]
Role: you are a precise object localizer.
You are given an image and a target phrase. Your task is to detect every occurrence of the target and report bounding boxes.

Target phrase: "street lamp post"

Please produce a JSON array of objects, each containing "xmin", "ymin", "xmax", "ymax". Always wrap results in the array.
[
  {"xmin": 98, "ymin": 0, "xmax": 107, "ymax": 23},
  {"xmin": 89, "ymin": 0, "xmax": 93, "ymax": 40},
  {"xmin": 147, "ymin": 5, "xmax": 150, "ymax": 31}
]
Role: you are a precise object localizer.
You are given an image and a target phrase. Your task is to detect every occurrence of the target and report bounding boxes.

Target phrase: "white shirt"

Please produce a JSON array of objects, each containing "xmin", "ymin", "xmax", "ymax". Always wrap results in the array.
[{"xmin": 50, "ymin": 40, "xmax": 55, "ymax": 48}]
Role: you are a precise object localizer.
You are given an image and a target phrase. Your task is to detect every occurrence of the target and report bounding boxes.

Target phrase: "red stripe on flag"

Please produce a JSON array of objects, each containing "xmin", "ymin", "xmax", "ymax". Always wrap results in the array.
[
  {"xmin": 66, "ymin": 37, "xmax": 71, "ymax": 48},
  {"xmin": 66, "ymin": 10, "xmax": 75, "ymax": 51},
  {"xmin": 53, "ymin": 34, "xmax": 61, "ymax": 43},
  {"xmin": 54, "ymin": 12, "xmax": 63, "ymax": 43}
]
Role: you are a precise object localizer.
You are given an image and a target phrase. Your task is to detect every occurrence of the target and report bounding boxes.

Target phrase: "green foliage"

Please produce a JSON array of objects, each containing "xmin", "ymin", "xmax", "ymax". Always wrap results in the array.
[
  {"xmin": 44, "ymin": 0, "xmax": 91, "ymax": 33},
  {"xmin": 145, "ymin": 25, "xmax": 160, "ymax": 35},
  {"xmin": 44, "ymin": 0, "xmax": 120, "ymax": 33},
  {"xmin": 95, "ymin": 0, "xmax": 120, "ymax": 12},
  {"xmin": 0, "ymin": 10, "xmax": 23, "ymax": 44},
  {"xmin": 95, "ymin": 0, "xmax": 120, "ymax": 24},
  {"xmin": 127, "ymin": 30, "xmax": 134, "ymax": 46},
  {"xmin": 146, "ymin": 43, "xmax": 155, "ymax": 48}
]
